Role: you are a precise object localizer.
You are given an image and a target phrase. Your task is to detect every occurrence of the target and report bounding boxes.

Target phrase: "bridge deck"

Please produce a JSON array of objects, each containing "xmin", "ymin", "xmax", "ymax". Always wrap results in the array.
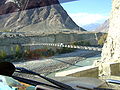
[{"xmin": 21, "ymin": 43, "xmax": 102, "ymax": 51}]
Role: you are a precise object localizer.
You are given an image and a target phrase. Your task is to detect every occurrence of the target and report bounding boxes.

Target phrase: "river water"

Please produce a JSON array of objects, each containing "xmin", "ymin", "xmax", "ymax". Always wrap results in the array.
[
  {"xmin": 14, "ymin": 50, "xmax": 101, "ymax": 78},
  {"xmin": 46, "ymin": 54, "xmax": 101, "ymax": 77}
]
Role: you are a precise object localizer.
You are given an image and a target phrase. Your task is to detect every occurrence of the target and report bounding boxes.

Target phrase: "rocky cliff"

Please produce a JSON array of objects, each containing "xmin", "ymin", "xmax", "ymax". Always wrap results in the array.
[
  {"xmin": 0, "ymin": 0, "xmax": 85, "ymax": 34},
  {"xmin": 94, "ymin": 0, "xmax": 120, "ymax": 76}
]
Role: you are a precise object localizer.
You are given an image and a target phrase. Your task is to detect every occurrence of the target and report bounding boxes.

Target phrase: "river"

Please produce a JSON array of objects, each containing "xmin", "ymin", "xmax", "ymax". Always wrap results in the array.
[
  {"xmin": 14, "ymin": 50, "xmax": 101, "ymax": 78},
  {"xmin": 46, "ymin": 54, "xmax": 101, "ymax": 77}
]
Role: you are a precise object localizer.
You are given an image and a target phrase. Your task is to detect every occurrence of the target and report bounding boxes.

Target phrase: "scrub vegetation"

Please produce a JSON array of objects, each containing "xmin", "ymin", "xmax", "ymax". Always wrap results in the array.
[{"xmin": 98, "ymin": 33, "xmax": 108, "ymax": 46}]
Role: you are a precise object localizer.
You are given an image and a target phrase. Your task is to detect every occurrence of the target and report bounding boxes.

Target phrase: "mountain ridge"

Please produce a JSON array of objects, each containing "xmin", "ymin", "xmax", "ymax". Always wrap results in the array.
[
  {"xmin": 94, "ymin": 20, "xmax": 109, "ymax": 33},
  {"xmin": 83, "ymin": 23, "xmax": 100, "ymax": 31},
  {"xmin": 0, "ymin": 0, "xmax": 85, "ymax": 34}
]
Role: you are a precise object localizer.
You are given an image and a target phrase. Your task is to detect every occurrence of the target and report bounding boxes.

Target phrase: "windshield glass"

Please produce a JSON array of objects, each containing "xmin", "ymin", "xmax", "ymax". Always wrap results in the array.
[{"xmin": 0, "ymin": 0, "xmax": 111, "ymax": 78}]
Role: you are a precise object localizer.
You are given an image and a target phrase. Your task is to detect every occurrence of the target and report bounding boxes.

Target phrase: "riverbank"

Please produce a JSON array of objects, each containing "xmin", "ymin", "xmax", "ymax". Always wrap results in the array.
[{"xmin": 13, "ymin": 50, "xmax": 101, "ymax": 78}]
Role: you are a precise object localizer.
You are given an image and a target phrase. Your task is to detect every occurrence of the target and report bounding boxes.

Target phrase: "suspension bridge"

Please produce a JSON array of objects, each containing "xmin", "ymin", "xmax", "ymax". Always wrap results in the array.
[{"xmin": 21, "ymin": 43, "xmax": 102, "ymax": 51}]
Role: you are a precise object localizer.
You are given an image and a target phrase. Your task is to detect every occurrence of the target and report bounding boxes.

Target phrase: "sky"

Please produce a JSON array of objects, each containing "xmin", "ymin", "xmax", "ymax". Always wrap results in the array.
[{"xmin": 61, "ymin": 0, "xmax": 112, "ymax": 26}]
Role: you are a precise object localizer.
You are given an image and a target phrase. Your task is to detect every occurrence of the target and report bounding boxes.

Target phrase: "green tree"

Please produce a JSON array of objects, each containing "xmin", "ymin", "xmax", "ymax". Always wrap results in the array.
[
  {"xmin": 16, "ymin": 45, "xmax": 20, "ymax": 53},
  {"xmin": 15, "ymin": 45, "xmax": 22, "ymax": 58},
  {"xmin": 98, "ymin": 34, "xmax": 108, "ymax": 46},
  {"xmin": 0, "ymin": 50, "xmax": 7, "ymax": 59}
]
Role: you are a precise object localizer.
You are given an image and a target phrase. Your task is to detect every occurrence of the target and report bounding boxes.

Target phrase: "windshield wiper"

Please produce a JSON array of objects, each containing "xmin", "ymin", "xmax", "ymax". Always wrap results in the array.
[
  {"xmin": 15, "ymin": 67, "xmax": 75, "ymax": 90},
  {"xmin": 0, "ymin": 62, "xmax": 114, "ymax": 90},
  {"xmin": 12, "ymin": 75, "xmax": 61, "ymax": 89}
]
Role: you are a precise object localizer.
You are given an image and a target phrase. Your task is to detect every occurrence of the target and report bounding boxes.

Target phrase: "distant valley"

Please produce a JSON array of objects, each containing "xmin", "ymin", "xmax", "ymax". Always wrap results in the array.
[
  {"xmin": 82, "ymin": 20, "xmax": 109, "ymax": 33},
  {"xmin": 82, "ymin": 23, "xmax": 100, "ymax": 31}
]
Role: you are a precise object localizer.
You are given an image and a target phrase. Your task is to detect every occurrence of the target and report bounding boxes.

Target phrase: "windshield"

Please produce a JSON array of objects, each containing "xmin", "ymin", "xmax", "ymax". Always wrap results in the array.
[{"xmin": 0, "ymin": 0, "xmax": 111, "ymax": 79}]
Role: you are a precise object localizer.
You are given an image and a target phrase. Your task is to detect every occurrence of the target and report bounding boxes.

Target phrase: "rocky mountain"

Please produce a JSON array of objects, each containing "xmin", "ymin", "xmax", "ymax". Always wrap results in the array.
[
  {"xmin": 0, "ymin": 0, "xmax": 62, "ymax": 15},
  {"xmin": 82, "ymin": 23, "xmax": 100, "ymax": 31},
  {"xmin": 94, "ymin": 20, "xmax": 109, "ymax": 33},
  {"xmin": 0, "ymin": 0, "xmax": 85, "ymax": 34}
]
